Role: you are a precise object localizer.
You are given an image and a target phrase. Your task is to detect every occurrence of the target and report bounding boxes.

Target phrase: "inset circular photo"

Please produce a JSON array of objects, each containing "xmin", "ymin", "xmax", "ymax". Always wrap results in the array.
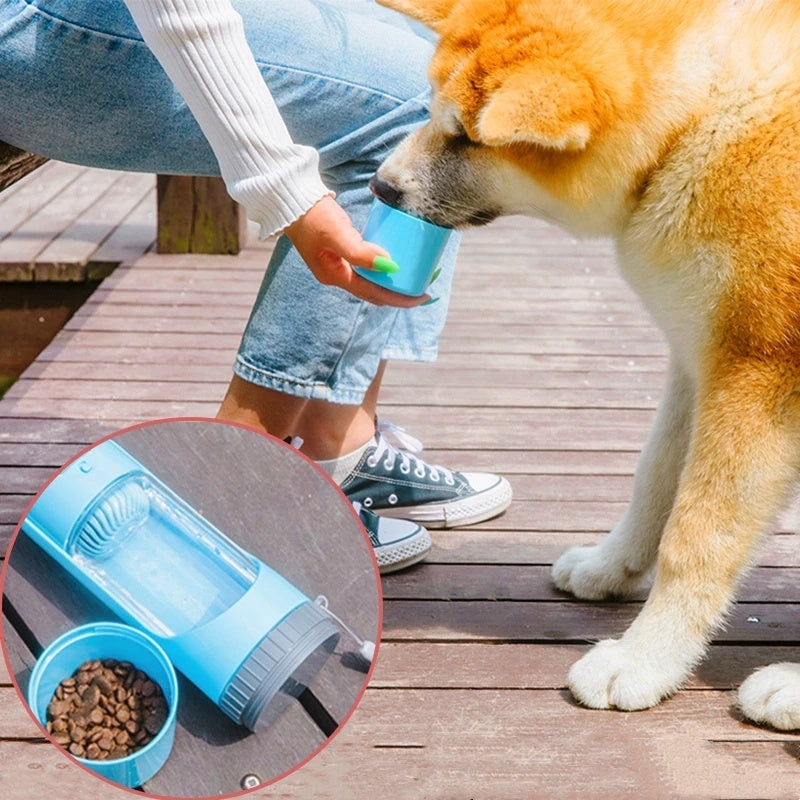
[{"xmin": 1, "ymin": 418, "xmax": 381, "ymax": 797}]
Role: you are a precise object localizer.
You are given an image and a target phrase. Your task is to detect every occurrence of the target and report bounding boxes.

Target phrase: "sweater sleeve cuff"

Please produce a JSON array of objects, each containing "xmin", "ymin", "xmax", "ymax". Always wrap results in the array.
[{"xmin": 227, "ymin": 148, "xmax": 335, "ymax": 239}]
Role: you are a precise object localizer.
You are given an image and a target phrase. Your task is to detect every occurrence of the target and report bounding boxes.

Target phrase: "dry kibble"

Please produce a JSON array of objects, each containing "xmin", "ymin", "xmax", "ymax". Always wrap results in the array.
[
  {"xmin": 68, "ymin": 742, "xmax": 85, "ymax": 757},
  {"xmin": 70, "ymin": 726, "xmax": 87, "ymax": 743},
  {"xmin": 45, "ymin": 658, "xmax": 168, "ymax": 761},
  {"xmin": 47, "ymin": 699, "xmax": 70, "ymax": 718},
  {"xmin": 93, "ymin": 675, "xmax": 113, "ymax": 696}
]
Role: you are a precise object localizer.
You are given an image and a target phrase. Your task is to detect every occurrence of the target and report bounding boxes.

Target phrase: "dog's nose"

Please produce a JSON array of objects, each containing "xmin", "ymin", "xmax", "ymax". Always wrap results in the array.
[{"xmin": 369, "ymin": 175, "xmax": 404, "ymax": 209}]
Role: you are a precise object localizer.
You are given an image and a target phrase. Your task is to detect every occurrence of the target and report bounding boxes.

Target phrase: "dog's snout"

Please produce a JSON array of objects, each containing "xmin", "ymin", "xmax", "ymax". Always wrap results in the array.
[{"xmin": 369, "ymin": 175, "xmax": 404, "ymax": 209}]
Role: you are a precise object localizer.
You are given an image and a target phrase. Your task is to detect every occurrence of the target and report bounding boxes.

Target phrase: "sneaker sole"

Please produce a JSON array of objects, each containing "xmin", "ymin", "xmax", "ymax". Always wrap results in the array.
[
  {"xmin": 374, "ymin": 528, "xmax": 432, "ymax": 574},
  {"xmin": 375, "ymin": 476, "xmax": 513, "ymax": 529}
]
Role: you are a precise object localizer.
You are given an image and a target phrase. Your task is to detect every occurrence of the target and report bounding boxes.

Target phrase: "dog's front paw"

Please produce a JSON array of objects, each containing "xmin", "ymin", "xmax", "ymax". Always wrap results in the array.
[
  {"xmin": 739, "ymin": 663, "xmax": 800, "ymax": 731},
  {"xmin": 568, "ymin": 638, "xmax": 687, "ymax": 710},
  {"xmin": 552, "ymin": 545, "xmax": 641, "ymax": 600}
]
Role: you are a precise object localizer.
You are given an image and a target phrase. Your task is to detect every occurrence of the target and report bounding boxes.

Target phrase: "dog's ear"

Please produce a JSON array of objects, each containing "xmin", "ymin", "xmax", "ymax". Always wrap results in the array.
[
  {"xmin": 376, "ymin": 0, "xmax": 455, "ymax": 30},
  {"xmin": 477, "ymin": 63, "xmax": 598, "ymax": 150}
]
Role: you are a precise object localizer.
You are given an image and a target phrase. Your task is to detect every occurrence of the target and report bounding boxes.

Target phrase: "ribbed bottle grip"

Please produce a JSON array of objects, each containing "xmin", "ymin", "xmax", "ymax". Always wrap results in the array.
[{"xmin": 73, "ymin": 480, "xmax": 150, "ymax": 558}]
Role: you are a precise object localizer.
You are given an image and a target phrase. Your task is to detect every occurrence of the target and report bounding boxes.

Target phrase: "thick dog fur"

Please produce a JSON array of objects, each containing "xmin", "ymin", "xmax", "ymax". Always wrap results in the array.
[{"xmin": 375, "ymin": 0, "xmax": 800, "ymax": 722}]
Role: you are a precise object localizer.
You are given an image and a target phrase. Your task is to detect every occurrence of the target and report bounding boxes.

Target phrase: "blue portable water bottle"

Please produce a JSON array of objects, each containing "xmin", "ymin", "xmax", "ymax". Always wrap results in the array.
[{"xmin": 21, "ymin": 439, "xmax": 340, "ymax": 731}]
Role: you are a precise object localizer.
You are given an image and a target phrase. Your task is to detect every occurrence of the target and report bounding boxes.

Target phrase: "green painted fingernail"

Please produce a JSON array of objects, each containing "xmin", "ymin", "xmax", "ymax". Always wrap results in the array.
[
  {"xmin": 427, "ymin": 267, "xmax": 442, "ymax": 286},
  {"xmin": 372, "ymin": 255, "xmax": 400, "ymax": 274}
]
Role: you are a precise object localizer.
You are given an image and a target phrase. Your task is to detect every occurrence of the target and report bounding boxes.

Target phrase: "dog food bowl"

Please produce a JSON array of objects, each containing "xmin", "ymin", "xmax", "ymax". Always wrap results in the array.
[
  {"xmin": 27, "ymin": 622, "xmax": 179, "ymax": 788},
  {"xmin": 356, "ymin": 197, "xmax": 453, "ymax": 296}
]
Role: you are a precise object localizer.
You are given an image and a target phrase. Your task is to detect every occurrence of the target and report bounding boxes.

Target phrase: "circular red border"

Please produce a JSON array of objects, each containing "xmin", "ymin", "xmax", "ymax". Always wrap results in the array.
[{"xmin": 0, "ymin": 415, "xmax": 384, "ymax": 800}]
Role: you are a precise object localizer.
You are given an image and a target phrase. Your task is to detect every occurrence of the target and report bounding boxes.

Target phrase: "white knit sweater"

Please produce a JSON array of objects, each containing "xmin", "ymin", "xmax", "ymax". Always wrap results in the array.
[{"xmin": 123, "ymin": 0, "xmax": 333, "ymax": 238}]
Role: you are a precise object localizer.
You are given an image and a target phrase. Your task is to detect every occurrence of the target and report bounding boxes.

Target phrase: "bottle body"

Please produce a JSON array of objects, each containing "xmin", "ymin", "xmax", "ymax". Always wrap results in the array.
[
  {"xmin": 69, "ymin": 472, "xmax": 258, "ymax": 639},
  {"xmin": 22, "ymin": 439, "xmax": 339, "ymax": 729}
]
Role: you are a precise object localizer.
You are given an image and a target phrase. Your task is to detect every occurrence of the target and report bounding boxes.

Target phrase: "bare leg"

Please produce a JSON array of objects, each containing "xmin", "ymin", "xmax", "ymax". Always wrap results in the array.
[
  {"xmin": 292, "ymin": 362, "xmax": 385, "ymax": 460},
  {"xmin": 217, "ymin": 374, "xmax": 306, "ymax": 440},
  {"xmin": 216, "ymin": 363, "xmax": 386, "ymax": 460}
]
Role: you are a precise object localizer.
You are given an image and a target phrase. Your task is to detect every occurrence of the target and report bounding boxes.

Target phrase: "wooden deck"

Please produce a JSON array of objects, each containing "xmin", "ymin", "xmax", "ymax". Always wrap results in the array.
[{"xmin": 1, "ymin": 165, "xmax": 799, "ymax": 798}]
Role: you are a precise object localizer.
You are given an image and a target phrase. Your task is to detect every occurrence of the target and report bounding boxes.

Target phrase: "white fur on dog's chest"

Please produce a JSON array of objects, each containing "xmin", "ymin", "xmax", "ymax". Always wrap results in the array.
[{"xmin": 616, "ymin": 239, "xmax": 720, "ymax": 379}]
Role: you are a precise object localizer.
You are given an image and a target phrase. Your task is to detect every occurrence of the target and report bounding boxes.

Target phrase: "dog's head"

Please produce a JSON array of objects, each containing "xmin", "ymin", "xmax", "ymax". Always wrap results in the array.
[{"xmin": 374, "ymin": 0, "xmax": 689, "ymax": 234}]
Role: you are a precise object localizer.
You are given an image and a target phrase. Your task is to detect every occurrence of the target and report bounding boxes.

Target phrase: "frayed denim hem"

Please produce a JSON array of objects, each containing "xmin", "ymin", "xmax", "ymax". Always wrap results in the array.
[
  {"xmin": 233, "ymin": 357, "xmax": 367, "ymax": 406},
  {"xmin": 233, "ymin": 344, "xmax": 439, "ymax": 406}
]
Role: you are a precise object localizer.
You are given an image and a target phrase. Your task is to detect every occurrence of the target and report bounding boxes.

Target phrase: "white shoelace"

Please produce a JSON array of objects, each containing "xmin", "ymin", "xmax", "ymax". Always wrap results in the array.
[
  {"xmin": 372, "ymin": 421, "xmax": 456, "ymax": 485},
  {"xmin": 377, "ymin": 419, "xmax": 424, "ymax": 454}
]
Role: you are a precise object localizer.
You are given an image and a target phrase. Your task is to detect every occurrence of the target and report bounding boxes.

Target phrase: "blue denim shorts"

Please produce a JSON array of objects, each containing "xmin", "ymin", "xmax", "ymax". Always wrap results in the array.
[{"xmin": 0, "ymin": 0, "xmax": 458, "ymax": 404}]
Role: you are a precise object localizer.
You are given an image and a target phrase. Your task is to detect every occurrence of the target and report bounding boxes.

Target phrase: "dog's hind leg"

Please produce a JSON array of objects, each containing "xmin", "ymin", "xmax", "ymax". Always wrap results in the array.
[
  {"xmin": 566, "ymin": 361, "xmax": 800, "ymax": 710},
  {"xmin": 552, "ymin": 358, "xmax": 693, "ymax": 599}
]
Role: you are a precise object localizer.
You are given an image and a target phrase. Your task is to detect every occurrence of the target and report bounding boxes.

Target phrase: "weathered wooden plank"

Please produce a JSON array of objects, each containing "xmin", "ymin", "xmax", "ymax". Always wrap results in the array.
[
  {"xmin": 0, "ymin": 741, "xmax": 125, "ymax": 800},
  {"xmin": 441, "ymin": 306, "xmax": 651, "ymax": 326},
  {"xmin": 382, "ymin": 600, "xmax": 800, "ymax": 643},
  {"xmin": 3, "ymin": 380, "xmax": 661, "ymax": 414},
  {"xmin": 381, "ymin": 564, "xmax": 800, "ymax": 604},
  {"xmin": 18, "ymin": 360, "xmax": 667, "ymax": 396},
  {"xmin": 4, "ymin": 379, "xmax": 229, "ymax": 403},
  {"xmin": 0, "ymin": 687, "xmax": 41, "ymax": 739},
  {"xmin": 96, "ymin": 247, "xmax": 268, "ymax": 273},
  {"xmin": 89, "ymin": 185, "xmax": 156, "ymax": 268},
  {"xmin": 0, "ymin": 418, "xmax": 115, "ymax": 444},
  {"xmin": 0, "ymin": 169, "xmax": 120, "ymax": 268},
  {"xmin": 33, "ymin": 171, "xmax": 153, "ymax": 270},
  {"xmin": 12, "ymin": 329, "xmax": 243, "ymax": 351},
  {"xmin": 264, "ymin": 688, "xmax": 800, "ymax": 800},
  {"xmin": 0, "ymin": 143, "xmax": 48, "ymax": 193},
  {"xmin": 390, "ymin": 352, "xmax": 668, "ymax": 373},
  {"xmin": 64, "ymin": 314, "xmax": 249, "ymax": 335},
  {"xmin": 0, "ymin": 466, "xmax": 56, "ymax": 495},
  {"xmin": 0, "ymin": 443, "xmax": 90, "ymax": 468},
  {"xmin": 422, "ymin": 529, "xmax": 800, "ymax": 568},
  {"xmin": 24, "ymin": 344, "xmax": 241, "ymax": 366},
  {"xmin": 1, "ymin": 398, "xmax": 218, "ymax": 421},
  {"xmin": 370, "ymin": 641, "xmax": 800, "ymax": 692},
  {"xmin": 381, "ymin": 384, "xmax": 663, "ymax": 408},
  {"xmin": 1, "ymin": 405, "xmax": 656, "ymax": 454},
  {"xmin": 59, "ymin": 315, "xmax": 666, "ymax": 356}
]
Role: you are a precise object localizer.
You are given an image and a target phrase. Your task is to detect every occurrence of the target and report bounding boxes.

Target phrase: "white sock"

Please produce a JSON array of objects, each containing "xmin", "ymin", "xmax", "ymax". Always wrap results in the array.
[{"xmin": 316, "ymin": 437, "xmax": 375, "ymax": 485}]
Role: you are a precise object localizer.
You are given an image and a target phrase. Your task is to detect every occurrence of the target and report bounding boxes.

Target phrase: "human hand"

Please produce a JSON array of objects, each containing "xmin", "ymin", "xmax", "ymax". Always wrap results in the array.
[{"xmin": 284, "ymin": 196, "xmax": 429, "ymax": 307}]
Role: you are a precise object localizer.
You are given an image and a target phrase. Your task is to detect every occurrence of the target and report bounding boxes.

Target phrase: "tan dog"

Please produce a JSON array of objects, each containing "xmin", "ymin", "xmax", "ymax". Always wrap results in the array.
[{"xmin": 374, "ymin": 0, "xmax": 800, "ymax": 725}]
